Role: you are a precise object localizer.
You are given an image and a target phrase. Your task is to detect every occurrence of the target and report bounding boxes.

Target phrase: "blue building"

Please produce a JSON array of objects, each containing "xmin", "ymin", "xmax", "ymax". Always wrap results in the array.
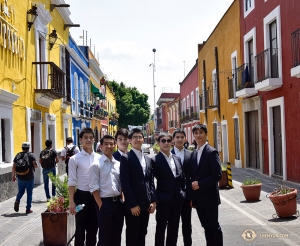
[{"xmin": 67, "ymin": 36, "xmax": 92, "ymax": 146}]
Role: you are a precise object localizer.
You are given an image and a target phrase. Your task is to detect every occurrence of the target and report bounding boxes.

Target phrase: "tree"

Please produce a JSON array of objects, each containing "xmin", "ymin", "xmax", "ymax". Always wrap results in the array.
[{"xmin": 108, "ymin": 81, "xmax": 150, "ymax": 128}]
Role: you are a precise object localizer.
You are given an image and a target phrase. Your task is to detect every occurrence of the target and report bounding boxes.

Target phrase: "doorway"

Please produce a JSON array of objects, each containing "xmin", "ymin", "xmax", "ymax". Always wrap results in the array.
[
  {"xmin": 273, "ymin": 106, "xmax": 282, "ymax": 176},
  {"xmin": 246, "ymin": 110, "xmax": 260, "ymax": 169}
]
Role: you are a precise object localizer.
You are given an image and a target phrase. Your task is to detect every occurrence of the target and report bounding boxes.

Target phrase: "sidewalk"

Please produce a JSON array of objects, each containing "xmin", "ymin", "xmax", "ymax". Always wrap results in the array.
[{"xmin": 0, "ymin": 167, "xmax": 299, "ymax": 245}]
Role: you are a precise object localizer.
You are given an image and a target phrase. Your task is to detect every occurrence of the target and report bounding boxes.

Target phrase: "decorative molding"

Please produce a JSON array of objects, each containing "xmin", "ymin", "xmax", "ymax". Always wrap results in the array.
[
  {"xmin": 67, "ymin": 45, "xmax": 91, "ymax": 76},
  {"xmin": 35, "ymin": 93, "xmax": 54, "ymax": 108},
  {"xmin": 33, "ymin": 2, "xmax": 52, "ymax": 27},
  {"xmin": 89, "ymin": 58, "xmax": 103, "ymax": 78},
  {"xmin": 51, "ymin": 0, "xmax": 73, "ymax": 24},
  {"xmin": 0, "ymin": 89, "xmax": 19, "ymax": 105},
  {"xmin": 62, "ymin": 113, "xmax": 72, "ymax": 122}
]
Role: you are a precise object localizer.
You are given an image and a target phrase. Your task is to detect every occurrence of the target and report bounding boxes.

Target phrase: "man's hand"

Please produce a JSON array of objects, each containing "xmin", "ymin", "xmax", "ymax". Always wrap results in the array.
[
  {"xmin": 97, "ymin": 200, "xmax": 103, "ymax": 210},
  {"xmin": 12, "ymin": 176, "xmax": 16, "ymax": 182},
  {"xmin": 131, "ymin": 206, "xmax": 141, "ymax": 216},
  {"xmin": 192, "ymin": 181, "xmax": 200, "ymax": 190},
  {"xmin": 69, "ymin": 201, "xmax": 76, "ymax": 215},
  {"xmin": 148, "ymin": 202, "xmax": 156, "ymax": 213}
]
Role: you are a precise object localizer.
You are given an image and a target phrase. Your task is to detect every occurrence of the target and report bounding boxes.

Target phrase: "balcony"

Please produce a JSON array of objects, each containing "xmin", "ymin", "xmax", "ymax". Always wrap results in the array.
[
  {"xmin": 190, "ymin": 106, "xmax": 199, "ymax": 120},
  {"xmin": 228, "ymin": 78, "xmax": 238, "ymax": 104},
  {"xmin": 93, "ymin": 105, "xmax": 108, "ymax": 120},
  {"xmin": 291, "ymin": 28, "xmax": 300, "ymax": 78},
  {"xmin": 109, "ymin": 118, "xmax": 118, "ymax": 126},
  {"xmin": 33, "ymin": 62, "xmax": 65, "ymax": 107},
  {"xmin": 204, "ymin": 82, "xmax": 218, "ymax": 110},
  {"xmin": 235, "ymin": 63, "xmax": 257, "ymax": 98},
  {"xmin": 255, "ymin": 48, "xmax": 282, "ymax": 91}
]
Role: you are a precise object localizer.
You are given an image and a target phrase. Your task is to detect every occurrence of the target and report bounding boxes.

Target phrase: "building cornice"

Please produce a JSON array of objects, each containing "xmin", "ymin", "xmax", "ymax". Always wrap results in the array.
[
  {"xmin": 66, "ymin": 45, "xmax": 91, "ymax": 76},
  {"xmin": 51, "ymin": 0, "xmax": 73, "ymax": 24},
  {"xmin": 89, "ymin": 58, "xmax": 103, "ymax": 78}
]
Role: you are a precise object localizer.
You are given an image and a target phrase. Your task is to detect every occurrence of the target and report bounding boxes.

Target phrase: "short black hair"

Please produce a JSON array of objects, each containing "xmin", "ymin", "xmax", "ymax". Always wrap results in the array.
[
  {"xmin": 192, "ymin": 124, "xmax": 208, "ymax": 134},
  {"xmin": 79, "ymin": 127, "xmax": 94, "ymax": 139},
  {"xmin": 66, "ymin": 137, "xmax": 73, "ymax": 143},
  {"xmin": 45, "ymin": 139, "xmax": 52, "ymax": 147},
  {"xmin": 172, "ymin": 128, "xmax": 186, "ymax": 138},
  {"xmin": 128, "ymin": 128, "xmax": 144, "ymax": 139},
  {"xmin": 22, "ymin": 147, "xmax": 30, "ymax": 151},
  {"xmin": 157, "ymin": 133, "xmax": 172, "ymax": 142},
  {"xmin": 100, "ymin": 135, "xmax": 116, "ymax": 145},
  {"xmin": 115, "ymin": 128, "xmax": 129, "ymax": 141}
]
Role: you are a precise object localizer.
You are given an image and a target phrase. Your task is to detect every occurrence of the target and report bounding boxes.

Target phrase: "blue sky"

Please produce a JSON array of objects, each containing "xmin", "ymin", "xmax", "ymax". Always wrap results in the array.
[{"xmin": 69, "ymin": 0, "xmax": 234, "ymax": 112}]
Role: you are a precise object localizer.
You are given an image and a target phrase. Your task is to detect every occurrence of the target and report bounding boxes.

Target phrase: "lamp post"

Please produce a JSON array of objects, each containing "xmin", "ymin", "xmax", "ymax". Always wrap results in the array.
[{"xmin": 151, "ymin": 48, "xmax": 156, "ymax": 133}]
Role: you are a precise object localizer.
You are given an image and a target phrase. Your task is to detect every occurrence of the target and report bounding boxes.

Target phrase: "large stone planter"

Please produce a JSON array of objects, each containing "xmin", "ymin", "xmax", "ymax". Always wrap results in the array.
[
  {"xmin": 268, "ymin": 188, "xmax": 298, "ymax": 218},
  {"xmin": 41, "ymin": 211, "xmax": 75, "ymax": 245},
  {"xmin": 241, "ymin": 183, "xmax": 262, "ymax": 202}
]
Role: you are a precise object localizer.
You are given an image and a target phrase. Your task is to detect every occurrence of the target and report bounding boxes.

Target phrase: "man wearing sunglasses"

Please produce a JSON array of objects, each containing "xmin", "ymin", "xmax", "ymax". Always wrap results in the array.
[
  {"xmin": 171, "ymin": 129, "xmax": 192, "ymax": 246},
  {"xmin": 152, "ymin": 133, "xmax": 186, "ymax": 246}
]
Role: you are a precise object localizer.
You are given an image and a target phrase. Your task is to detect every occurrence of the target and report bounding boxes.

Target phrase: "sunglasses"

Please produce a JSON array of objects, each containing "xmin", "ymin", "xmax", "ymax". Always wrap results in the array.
[{"xmin": 160, "ymin": 139, "xmax": 172, "ymax": 143}]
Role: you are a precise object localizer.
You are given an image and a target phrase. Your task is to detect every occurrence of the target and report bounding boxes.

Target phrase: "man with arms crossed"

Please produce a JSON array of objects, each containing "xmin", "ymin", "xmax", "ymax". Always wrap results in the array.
[
  {"xmin": 171, "ymin": 129, "xmax": 192, "ymax": 246},
  {"xmin": 113, "ymin": 128, "xmax": 129, "ymax": 161},
  {"xmin": 89, "ymin": 135, "xmax": 124, "ymax": 246},
  {"xmin": 120, "ymin": 128, "xmax": 157, "ymax": 246},
  {"xmin": 189, "ymin": 124, "xmax": 223, "ymax": 246},
  {"xmin": 68, "ymin": 128, "xmax": 100, "ymax": 246}
]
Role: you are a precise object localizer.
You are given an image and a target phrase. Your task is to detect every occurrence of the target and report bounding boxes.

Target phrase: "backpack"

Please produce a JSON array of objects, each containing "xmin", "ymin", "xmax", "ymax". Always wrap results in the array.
[
  {"xmin": 64, "ymin": 146, "xmax": 76, "ymax": 165},
  {"xmin": 40, "ymin": 148, "xmax": 54, "ymax": 169},
  {"xmin": 15, "ymin": 152, "xmax": 30, "ymax": 175}
]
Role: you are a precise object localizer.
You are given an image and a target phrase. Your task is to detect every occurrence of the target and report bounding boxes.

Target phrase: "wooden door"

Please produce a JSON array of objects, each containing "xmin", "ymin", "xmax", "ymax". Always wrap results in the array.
[
  {"xmin": 273, "ymin": 106, "xmax": 282, "ymax": 176},
  {"xmin": 247, "ymin": 111, "xmax": 260, "ymax": 169}
]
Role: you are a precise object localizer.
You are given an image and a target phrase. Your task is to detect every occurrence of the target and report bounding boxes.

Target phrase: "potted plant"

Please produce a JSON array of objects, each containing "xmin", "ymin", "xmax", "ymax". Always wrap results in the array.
[
  {"xmin": 267, "ymin": 179, "xmax": 298, "ymax": 218},
  {"xmin": 218, "ymin": 164, "xmax": 228, "ymax": 189},
  {"xmin": 241, "ymin": 177, "xmax": 262, "ymax": 202},
  {"xmin": 41, "ymin": 173, "xmax": 75, "ymax": 245}
]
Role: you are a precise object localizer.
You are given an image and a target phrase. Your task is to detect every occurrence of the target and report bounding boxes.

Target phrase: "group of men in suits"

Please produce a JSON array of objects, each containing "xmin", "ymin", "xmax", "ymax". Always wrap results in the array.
[{"xmin": 70, "ymin": 124, "xmax": 223, "ymax": 246}]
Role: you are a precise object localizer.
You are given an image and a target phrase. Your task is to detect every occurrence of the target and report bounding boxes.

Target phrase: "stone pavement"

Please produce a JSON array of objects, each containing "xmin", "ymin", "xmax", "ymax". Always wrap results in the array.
[{"xmin": 0, "ymin": 166, "xmax": 299, "ymax": 246}]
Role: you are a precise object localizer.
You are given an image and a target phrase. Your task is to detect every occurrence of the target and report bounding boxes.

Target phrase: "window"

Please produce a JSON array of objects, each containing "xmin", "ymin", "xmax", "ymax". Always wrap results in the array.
[
  {"xmin": 244, "ymin": 0, "xmax": 254, "ymax": 17},
  {"xmin": 248, "ymin": 39, "xmax": 254, "ymax": 83},
  {"xmin": 269, "ymin": 20, "xmax": 278, "ymax": 78},
  {"xmin": 213, "ymin": 122, "xmax": 218, "ymax": 150},
  {"xmin": 245, "ymin": 0, "xmax": 251, "ymax": 11},
  {"xmin": 196, "ymin": 88, "xmax": 199, "ymax": 109},
  {"xmin": 212, "ymin": 70, "xmax": 218, "ymax": 107},
  {"xmin": 74, "ymin": 73, "xmax": 79, "ymax": 115},
  {"xmin": 187, "ymin": 95, "xmax": 190, "ymax": 109},
  {"xmin": 80, "ymin": 78, "xmax": 84, "ymax": 102},
  {"xmin": 234, "ymin": 118, "xmax": 240, "ymax": 160}
]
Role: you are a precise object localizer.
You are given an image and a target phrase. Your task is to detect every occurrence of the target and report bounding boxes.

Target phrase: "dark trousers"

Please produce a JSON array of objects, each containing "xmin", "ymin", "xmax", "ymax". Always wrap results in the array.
[
  {"xmin": 96, "ymin": 198, "xmax": 124, "ymax": 246},
  {"xmin": 195, "ymin": 206, "xmax": 223, "ymax": 246},
  {"xmin": 74, "ymin": 190, "xmax": 98, "ymax": 246},
  {"xmin": 155, "ymin": 202, "xmax": 182, "ymax": 246},
  {"xmin": 181, "ymin": 199, "xmax": 192, "ymax": 246},
  {"xmin": 125, "ymin": 210, "xmax": 150, "ymax": 246}
]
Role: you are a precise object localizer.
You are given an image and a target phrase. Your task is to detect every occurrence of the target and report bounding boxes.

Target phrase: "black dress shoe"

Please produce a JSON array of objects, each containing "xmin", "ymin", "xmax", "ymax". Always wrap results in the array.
[{"xmin": 14, "ymin": 201, "xmax": 19, "ymax": 212}]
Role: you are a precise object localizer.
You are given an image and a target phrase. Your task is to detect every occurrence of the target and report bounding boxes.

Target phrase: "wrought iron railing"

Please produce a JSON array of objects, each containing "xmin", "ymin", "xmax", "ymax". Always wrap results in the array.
[
  {"xmin": 255, "ymin": 48, "xmax": 279, "ymax": 83},
  {"xmin": 190, "ymin": 106, "xmax": 199, "ymax": 120},
  {"xmin": 169, "ymin": 120, "xmax": 175, "ymax": 128},
  {"xmin": 199, "ymin": 94, "xmax": 204, "ymax": 110},
  {"xmin": 291, "ymin": 28, "xmax": 300, "ymax": 68},
  {"xmin": 204, "ymin": 81, "xmax": 218, "ymax": 109},
  {"xmin": 228, "ymin": 78, "xmax": 234, "ymax": 99},
  {"xmin": 236, "ymin": 63, "xmax": 254, "ymax": 91}
]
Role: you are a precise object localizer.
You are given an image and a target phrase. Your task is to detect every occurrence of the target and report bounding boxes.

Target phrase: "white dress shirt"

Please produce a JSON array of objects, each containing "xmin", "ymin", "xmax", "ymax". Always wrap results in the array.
[
  {"xmin": 68, "ymin": 149, "xmax": 101, "ymax": 191},
  {"xmin": 197, "ymin": 143, "xmax": 207, "ymax": 165},
  {"xmin": 89, "ymin": 154, "xmax": 121, "ymax": 197},
  {"xmin": 61, "ymin": 143, "xmax": 80, "ymax": 157},
  {"xmin": 132, "ymin": 148, "xmax": 146, "ymax": 175},
  {"xmin": 174, "ymin": 146, "xmax": 185, "ymax": 164},
  {"xmin": 118, "ymin": 149, "xmax": 126, "ymax": 156},
  {"xmin": 161, "ymin": 151, "xmax": 176, "ymax": 177}
]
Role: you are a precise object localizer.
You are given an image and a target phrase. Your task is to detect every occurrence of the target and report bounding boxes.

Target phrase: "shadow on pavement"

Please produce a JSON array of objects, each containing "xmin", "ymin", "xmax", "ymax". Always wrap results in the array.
[
  {"xmin": 240, "ymin": 200, "xmax": 262, "ymax": 204},
  {"xmin": 2, "ymin": 213, "xmax": 28, "ymax": 217},
  {"xmin": 268, "ymin": 215, "xmax": 299, "ymax": 222},
  {"xmin": 32, "ymin": 200, "xmax": 47, "ymax": 204}
]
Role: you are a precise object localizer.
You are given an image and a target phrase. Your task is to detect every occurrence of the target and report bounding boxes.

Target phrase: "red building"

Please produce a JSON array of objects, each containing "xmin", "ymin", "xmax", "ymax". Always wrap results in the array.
[
  {"xmin": 238, "ymin": 0, "xmax": 300, "ymax": 182},
  {"xmin": 180, "ymin": 60, "xmax": 199, "ymax": 144},
  {"xmin": 156, "ymin": 93, "xmax": 180, "ymax": 134}
]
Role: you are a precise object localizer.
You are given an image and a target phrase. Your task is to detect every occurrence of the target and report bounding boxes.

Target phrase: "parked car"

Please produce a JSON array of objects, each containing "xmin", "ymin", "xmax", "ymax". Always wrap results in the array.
[{"xmin": 142, "ymin": 143, "xmax": 150, "ymax": 154}]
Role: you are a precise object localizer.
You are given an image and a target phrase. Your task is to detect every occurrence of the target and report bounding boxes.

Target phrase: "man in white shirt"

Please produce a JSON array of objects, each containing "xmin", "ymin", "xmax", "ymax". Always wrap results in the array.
[
  {"xmin": 61, "ymin": 137, "xmax": 80, "ymax": 175},
  {"xmin": 89, "ymin": 135, "xmax": 124, "ymax": 246},
  {"xmin": 113, "ymin": 128, "xmax": 129, "ymax": 162},
  {"xmin": 68, "ymin": 128, "xmax": 100, "ymax": 246}
]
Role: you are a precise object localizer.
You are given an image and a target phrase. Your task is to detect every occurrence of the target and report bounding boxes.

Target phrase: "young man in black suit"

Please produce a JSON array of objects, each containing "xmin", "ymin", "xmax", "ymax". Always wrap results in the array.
[
  {"xmin": 113, "ymin": 128, "xmax": 129, "ymax": 162},
  {"xmin": 171, "ymin": 129, "xmax": 192, "ymax": 246},
  {"xmin": 152, "ymin": 132, "xmax": 186, "ymax": 246},
  {"xmin": 120, "ymin": 128, "xmax": 157, "ymax": 246},
  {"xmin": 190, "ymin": 124, "xmax": 223, "ymax": 246}
]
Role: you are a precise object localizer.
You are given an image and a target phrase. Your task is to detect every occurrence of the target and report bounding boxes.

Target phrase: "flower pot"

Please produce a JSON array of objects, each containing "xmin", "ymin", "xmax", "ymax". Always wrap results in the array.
[
  {"xmin": 218, "ymin": 171, "xmax": 228, "ymax": 189},
  {"xmin": 41, "ymin": 211, "xmax": 75, "ymax": 245},
  {"xmin": 241, "ymin": 183, "xmax": 262, "ymax": 201},
  {"xmin": 268, "ymin": 188, "xmax": 297, "ymax": 218}
]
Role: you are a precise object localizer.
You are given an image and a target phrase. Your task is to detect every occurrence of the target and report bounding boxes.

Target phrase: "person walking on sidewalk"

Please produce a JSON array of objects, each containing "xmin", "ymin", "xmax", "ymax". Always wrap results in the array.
[
  {"xmin": 68, "ymin": 128, "xmax": 100, "ymax": 246},
  {"xmin": 120, "ymin": 128, "xmax": 157, "ymax": 246},
  {"xmin": 171, "ymin": 129, "xmax": 192, "ymax": 246},
  {"xmin": 39, "ymin": 139, "xmax": 59, "ymax": 201},
  {"xmin": 61, "ymin": 137, "xmax": 80, "ymax": 175},
  {"xmin": 12, "ymin": 142, "xmax": 38, "ymax": 214},
  {"xmin": 152, "ymin": 132, "xmax": 186, "ymax": 246},
  {"xmin": 113, "ymin": 128, "xmax": 129, "ymax": 161},
  {"xmin": 189, "ymin": 124, "xmax": 223, "ymax": 246},
  {"xmin": 89, "ymin": 135, "xmax": 124, "ymax": 246}
]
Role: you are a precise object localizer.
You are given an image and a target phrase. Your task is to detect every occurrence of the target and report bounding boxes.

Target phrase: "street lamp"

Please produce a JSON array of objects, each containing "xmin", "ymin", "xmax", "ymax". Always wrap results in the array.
[{"xmin": 149, "ymin": 48, "xmax": 156, "ymax": 134}]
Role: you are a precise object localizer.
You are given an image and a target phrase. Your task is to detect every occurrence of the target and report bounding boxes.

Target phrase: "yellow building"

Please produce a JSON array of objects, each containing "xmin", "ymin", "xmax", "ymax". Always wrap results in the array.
[
  {"xmin": 198, "ymin": 0, "xmax": 244, "ymax": 167},
  {"xmin": 0, "ymin": 0, "xmax": 75, "ymax": 196},
  {"xmin": 106, "ymin": 84, "xmax": 118, "ymax": 136}
]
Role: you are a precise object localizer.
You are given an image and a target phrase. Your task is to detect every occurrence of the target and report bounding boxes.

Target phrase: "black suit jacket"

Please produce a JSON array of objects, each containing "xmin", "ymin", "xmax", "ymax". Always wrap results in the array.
[
  {"xmin": 189, "ymin": 144, "xmax": 222, "ymax": 208},
  {"xmin": 152, "ymin": 152, "xmax": 186, "ymax": 205},
  {"xmin": 113, "ymin": 150, "xmax": 122, "ymax": 162},
  {"xmin": 171, "ymin": 148, "xmax": 192, "ymax": 200},
  {"xmin": 120, "ymin": 149, "xmax": 157, "ymax": 213}
]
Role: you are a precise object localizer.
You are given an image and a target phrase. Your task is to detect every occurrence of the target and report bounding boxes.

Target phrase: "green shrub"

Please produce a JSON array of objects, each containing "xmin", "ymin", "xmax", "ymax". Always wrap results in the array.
[{"xmin": 242, "ymin": 177, "xmax": 261, "ymax": 185}]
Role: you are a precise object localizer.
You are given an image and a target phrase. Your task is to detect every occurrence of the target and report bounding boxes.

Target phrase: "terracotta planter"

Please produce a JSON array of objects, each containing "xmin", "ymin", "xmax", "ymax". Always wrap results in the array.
[
  {"xmin": 268, "ymin": 188, "xmax": 297, "ymax": 218},
  {"xmin": 219, "ymin": 171, "xmax": 228, "ymax": 189},
  {"xmin": 41, "ymin": 211, "xmax": 75, "ymax": 245},
  {"xmin": 241, "ymin": 183, "xmax": 262, "ymax": 201}
]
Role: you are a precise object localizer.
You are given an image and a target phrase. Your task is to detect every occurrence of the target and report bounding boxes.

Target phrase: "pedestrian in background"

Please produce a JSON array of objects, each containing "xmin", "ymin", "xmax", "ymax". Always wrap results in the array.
[
  {"xmin": 61, "ymin": 137, "xmax": 80, "ymax": 175},
  {"xmin": 12, "ymin": 142, "xmax": 38, "ymax": 214},
  {"xmin": 68, "ymin": 128, "xmax": 100, "ymax": 245},
  {"xmin": 189, "ymin": 124, "xmax": 223, "ymax": 246},
  {"xmin": 171, "ymin": 129, "xmax": 192, "ymax": 246},
  {"xmin": 39, "ymin": 139, "xmax": 59, "ymax": 201}
]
